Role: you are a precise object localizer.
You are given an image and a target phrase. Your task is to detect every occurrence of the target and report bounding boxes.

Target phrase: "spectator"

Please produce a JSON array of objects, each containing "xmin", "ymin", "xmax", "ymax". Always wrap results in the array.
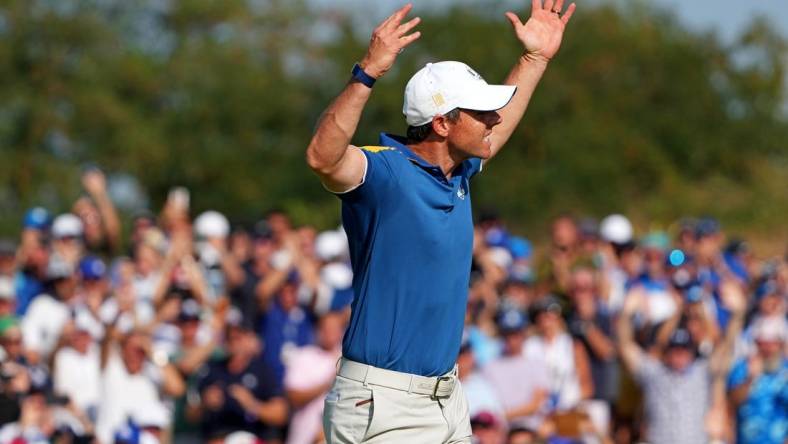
[
  {"xmin": 617, "ymin": 280, "xmax": 746, "ymax": 444},
  {"xmin": 0, "ymin": 276, "xmax": 16, "ymax": 318},
  {"xmin": 483, "ymin": 308, "xmax": 549, "ymax": 432},
  {"xmin": 21, "ymin": 255, "xmax": 79, "ymax": 364},
  {"xmin": 170, "ymin": 299, "xmax": 225, "ymax": 441},
  {"xmin": 728, "ymin": 316, "xmax": 788, "ymax": 444},
  {"xmin": 457, "ymin": 333, "xmax": 505, "ymax": 425},
  {"xmin": 524, "ymin": 296, "xmax": 594, "ymax": 412},
  {"xmin": 232, "ymin": 231, "xmax": 276, "ymax": 328},
  {"xmin": 259, "ymin": 274, "xmax": 316, "ymax": 384},
  {"xmin": 95, "ymin": 328, "xmax": 185, "ymax": 443},
  {"xmin": 194, "ymin": 210, "xmax": 245, "ymax": 303},
  {"xmin": 74, "ymin": 167, "xmax": 122, "ymax": 254},
  {"xmin": 50, "ymin": 214, "xmax": 85, "ymax": 267},
  {"xmin": 471, "ymin": 411, "xmax": 507, "ymax": 444},
  {"xmin": 538, "ymin": 215, "xmax": 589, "ymax": 297},
  {"xmin": 736, "ymin": 278, "xmax": 787, "ymax": 360},
  {"xmin": 565, "ymin": 267, "xmax": 617, "ymax": 435},
  {"xmin": 627, "ymin": 231, "xmax": 677, "ymax": 329},
  {"xmin": 597, "ymin": 214, "xmax": 635, "ymax": 313},
  {"xmin": 52, "ymin": 313, "xmax": 101, "ymax": 424},
  {"xmin": 0, "ymin": 319, "xmax": 29, "ymax": 424},
  {"xmin": 0, "ymin": 388, "xmax": 54, "ymax": 443},
  {"xmin": 284, "ymin": 311, "xmax": 345, "ymax": 444},
  {"xmin": 195, "ymin": 310, "xmax": 288, "ymax": 442}
]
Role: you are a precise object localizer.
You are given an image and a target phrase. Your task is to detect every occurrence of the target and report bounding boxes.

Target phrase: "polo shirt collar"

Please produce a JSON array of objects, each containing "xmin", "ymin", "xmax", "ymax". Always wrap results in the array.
[
  {"xmin": 379, "ymin": 133, "xmax": 467, "ymax": 182},
  {"xmin": 379, "ymin": 133, "xmax": 434, "ymax": 168}
]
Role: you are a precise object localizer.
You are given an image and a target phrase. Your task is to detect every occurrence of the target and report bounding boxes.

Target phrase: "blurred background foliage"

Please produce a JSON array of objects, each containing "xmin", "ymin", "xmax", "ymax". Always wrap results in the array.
[{"xmin": 0, "ymin": 0, "xmax": 786, "ymax": 248}]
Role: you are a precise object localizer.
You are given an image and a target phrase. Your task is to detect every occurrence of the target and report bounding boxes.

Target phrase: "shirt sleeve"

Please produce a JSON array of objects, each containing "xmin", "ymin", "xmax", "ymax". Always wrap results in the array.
[{"xmin": 333, "ymin": 148, "xmax": 400, "ymax": 203}]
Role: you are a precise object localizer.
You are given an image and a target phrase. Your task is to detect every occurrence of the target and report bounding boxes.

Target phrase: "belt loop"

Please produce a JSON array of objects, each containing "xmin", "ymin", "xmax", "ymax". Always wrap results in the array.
[
  {"xmin": 362, "ymin": 364, "xmax": 370, "ymax": 387},
  {"xmin": 407, "ymin": 375, "xmax": 413, "ymax": 394}
]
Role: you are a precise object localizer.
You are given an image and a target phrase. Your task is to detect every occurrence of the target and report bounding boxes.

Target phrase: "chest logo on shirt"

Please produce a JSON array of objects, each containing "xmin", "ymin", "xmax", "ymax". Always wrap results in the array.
[{"xmin": 457, "ymin": 186, "xmax": 466, "ymax": 200}]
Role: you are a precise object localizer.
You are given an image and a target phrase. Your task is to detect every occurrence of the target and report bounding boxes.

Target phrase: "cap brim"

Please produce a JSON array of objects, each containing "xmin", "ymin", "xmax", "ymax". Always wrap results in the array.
[{"xmin": 458, "ymin": 84, "xmax": 517, "ymax": 112}]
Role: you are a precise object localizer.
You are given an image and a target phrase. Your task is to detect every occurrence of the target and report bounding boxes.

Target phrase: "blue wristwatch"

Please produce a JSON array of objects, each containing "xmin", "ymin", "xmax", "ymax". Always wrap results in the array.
[{"xmin": 351, "ymin": 63, "xmax": 376, "ymax": 88}]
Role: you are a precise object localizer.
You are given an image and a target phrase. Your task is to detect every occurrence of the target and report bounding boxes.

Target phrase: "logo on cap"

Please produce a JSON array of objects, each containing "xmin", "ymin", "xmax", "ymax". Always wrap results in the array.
[{"xmin": 432, "ymin": 93, "xmax": 446, "ymax": 107}]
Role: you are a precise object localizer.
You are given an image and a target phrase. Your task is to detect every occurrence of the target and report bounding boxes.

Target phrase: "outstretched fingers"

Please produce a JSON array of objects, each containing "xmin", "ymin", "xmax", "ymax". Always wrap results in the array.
[
  {"xmin": 561, "ymin": 3, "xmax": 576, "ymax": 24},
  {"xmin": 399, "ymin": 31, "xmax": 422, "ymax": 48},
  {"xmin": 505, "ymin": 11, "xmax": 523, "ymax": 30},
  {"xmin": 396, "ymin": 16, "xmax": 421, "ymax": 37},
  {"xmin": 381, "ymin": 3, "xmax": 414, "ymax": 31},
  {"xmin": 543, "ymin": 0, "xmax": 555, "ymax": 12}
]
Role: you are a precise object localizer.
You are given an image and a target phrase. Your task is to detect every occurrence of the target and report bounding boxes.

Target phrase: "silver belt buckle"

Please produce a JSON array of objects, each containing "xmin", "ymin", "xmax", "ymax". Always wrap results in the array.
[{"xmin": 432, "ymin": 375, "xmax": 453, "ymax": 398}]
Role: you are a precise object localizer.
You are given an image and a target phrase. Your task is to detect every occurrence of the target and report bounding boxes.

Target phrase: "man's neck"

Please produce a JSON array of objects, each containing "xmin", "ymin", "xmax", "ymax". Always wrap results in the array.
[{"xmin": 408, "ymin": 140, "xmax": 467, "ymax": 179}]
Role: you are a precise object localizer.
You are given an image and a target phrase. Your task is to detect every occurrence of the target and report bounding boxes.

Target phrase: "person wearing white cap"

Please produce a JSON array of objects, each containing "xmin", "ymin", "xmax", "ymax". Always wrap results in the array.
[
  {"xmin": 50, "ymin": 213, "xmax": 85, "ymax": 266},
  {"xmin": 728, "ymin": 316, "xmax": 788, "ymax": 444},
  {"xmin": 306, "ymin": 2, "xmax": 575, "ymax": 443},
  {"xmin": 194, "ymin": 210, "xmax": 245, "ymax": 301}
]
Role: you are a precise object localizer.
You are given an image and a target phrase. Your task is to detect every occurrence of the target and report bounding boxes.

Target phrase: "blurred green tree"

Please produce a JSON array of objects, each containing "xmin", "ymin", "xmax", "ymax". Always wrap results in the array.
[{"xmin": 0, "ymin": 0, "xmax": 785, "ymax": 239}]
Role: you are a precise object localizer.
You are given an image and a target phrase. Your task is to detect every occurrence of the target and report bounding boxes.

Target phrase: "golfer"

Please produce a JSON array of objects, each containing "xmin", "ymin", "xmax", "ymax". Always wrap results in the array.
[{"xmin": 306, "ymin": 1, "xmax": 575, "ymax": 442}]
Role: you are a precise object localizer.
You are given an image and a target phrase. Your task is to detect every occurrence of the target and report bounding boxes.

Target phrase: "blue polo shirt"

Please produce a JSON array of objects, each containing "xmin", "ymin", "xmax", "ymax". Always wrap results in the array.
[{"xmin": 335, "ymin": 133, "xmax": 481, "ymax": 377}]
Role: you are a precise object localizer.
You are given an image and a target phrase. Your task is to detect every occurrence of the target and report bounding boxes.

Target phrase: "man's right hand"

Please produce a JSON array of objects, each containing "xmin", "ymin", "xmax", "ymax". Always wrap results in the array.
[{"xmin": 359, "ymin": 3, "xmax": 421, "ymax": 79}]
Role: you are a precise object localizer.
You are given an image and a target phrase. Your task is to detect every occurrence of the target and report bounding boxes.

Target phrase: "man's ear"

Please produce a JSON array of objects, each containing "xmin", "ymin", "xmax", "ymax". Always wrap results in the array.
[{"xmin": 431, "ymin": 114, "xmax": 452, "ymax": 138}]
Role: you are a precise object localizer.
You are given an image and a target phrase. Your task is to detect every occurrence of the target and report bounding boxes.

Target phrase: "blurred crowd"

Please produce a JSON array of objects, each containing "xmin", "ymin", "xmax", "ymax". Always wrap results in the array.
[{"xmin": 0, "ymin": 168, "xmax": 785, "ymax": 444}]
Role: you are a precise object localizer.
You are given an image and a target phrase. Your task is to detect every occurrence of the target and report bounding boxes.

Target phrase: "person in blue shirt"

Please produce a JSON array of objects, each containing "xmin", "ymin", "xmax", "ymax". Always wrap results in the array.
[
  {"xmin": 306, "ymin": 2, "xmax": 575, "ymax": 442},
  {"xmin": 728, "ymin": 316, "xmax": 788, "ymax": 444},
  {"xmin": 259, "ymin": 275, "xmax": 316, "ymax": 384},
  {"xmin": 197, "ymin": 313, "xmax": 288, "ymax": 442}
]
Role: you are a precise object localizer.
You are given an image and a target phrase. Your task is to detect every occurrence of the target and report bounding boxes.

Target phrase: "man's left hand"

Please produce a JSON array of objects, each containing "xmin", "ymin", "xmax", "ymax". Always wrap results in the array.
[{"xmin": 506, "ymin": 0, "xmax": 576, "ymax": 63}]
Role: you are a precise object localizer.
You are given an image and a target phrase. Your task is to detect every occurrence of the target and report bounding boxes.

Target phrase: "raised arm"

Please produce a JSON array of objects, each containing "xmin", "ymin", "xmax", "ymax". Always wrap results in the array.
[
  {"xmin": 616, "ymin": 289, "xmax": 646, "ymax": 374},
  {"xmin": 82, "ymin": 168, "xmax": 122, "ymax": 251},
  {"xmin": 305, "ymin": 4, "xmax": 421, "ymax": 192},
  {"xmin": 709, "ymin": 280, "xmax": 747, "ymax": 376},
  {"xmin": 488, "ymin": 0, "xmax": 576, "ymax": 161}
]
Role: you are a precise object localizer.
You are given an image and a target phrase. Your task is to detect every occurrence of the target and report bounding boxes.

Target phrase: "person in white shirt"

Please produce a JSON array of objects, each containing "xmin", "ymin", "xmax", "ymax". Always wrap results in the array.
[
  {"xmin": 21, "ymin": 256, "xmax": 77, "ymax": 364},
  {"xmin": 53, "ymin": 315, "xmax": 101, "ymax": 423},
  {"xmin": 95, "ymin": 328, "xmax": 185, "ymax": 443},
  {"xmin": 523, "ymin": 296, "xmax": 593, "ymax": 412}
]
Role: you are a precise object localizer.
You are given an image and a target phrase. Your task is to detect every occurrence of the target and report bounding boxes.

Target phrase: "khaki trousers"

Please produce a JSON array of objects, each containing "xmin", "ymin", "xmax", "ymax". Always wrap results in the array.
[{"xmin": 323, "ymin": 366, "xmax": 471, "ymax": 443}]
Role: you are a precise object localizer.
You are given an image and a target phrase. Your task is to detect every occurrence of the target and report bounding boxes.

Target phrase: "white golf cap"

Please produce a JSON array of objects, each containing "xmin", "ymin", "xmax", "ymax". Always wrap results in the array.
[
  {"xmin": 403, "ymin": 61, "xmax": 517, "ymax": 127},
  {"xmin": 753, "ymin": 316, "xmax": 788, "ymax": 342},
  {"xmin": 599, "ymin": 214, "xmax": 633, "ymax": 245},
  {"xmin": 194, "ymin": 210, "xmax": 229, "ymax": 238},
  {"xmin": 51, "ymin": 213, "xmax": 84, "ymax": 239},
  {"xmin": 315, "ymin": 230, "xmax": 349, "ymax": 262}
]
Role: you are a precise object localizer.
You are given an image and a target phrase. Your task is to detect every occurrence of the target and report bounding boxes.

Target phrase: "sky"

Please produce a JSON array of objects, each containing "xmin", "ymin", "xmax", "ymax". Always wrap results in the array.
[
  {"xmin": 649, "ymin": 0, "xmax": 788, "ymax": 42},
  {"xmin": 315, "ymin": 0, "xmax": 788, "ymax": 42}
]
